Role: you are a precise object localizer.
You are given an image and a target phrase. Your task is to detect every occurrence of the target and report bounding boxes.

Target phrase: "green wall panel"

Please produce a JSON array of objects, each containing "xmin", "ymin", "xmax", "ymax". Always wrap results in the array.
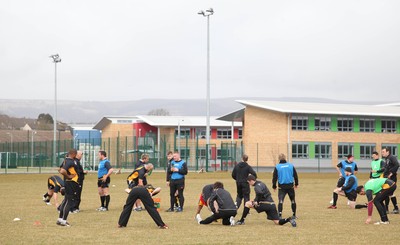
[
  {"xmin": 309, "ymin": 142, "xmax": 315, "ymax": 159},
  {"xmin": 308, "ymin": 115, "xmax": 315, "ymax": 131},
  {"xmin": 354, "ymin": 117, "xmax": 360, "ymax": 132},
  {"xmin": 354, "ymin": 143, "xmax": 360, "ymax": 159},
  {"xmin": 331, "ymin": 116, "xmax": 338, "ymax": 132}
]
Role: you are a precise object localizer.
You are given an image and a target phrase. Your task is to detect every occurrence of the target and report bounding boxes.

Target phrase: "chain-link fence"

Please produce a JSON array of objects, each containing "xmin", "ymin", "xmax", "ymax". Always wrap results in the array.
[
  {"xmin": 0, "ymin": 134, "xmax": 244, "ymax": 174},
  {"xmin": 1, "ymin": 136, "xmax": 377, "ymax": 174}
]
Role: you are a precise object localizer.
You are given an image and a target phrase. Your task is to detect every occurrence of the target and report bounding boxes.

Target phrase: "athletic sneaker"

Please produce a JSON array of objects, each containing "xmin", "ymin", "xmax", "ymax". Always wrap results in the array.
[
  {"xmin": 289, "ymin": 218, "xmax": 297, "ymax": 227},
  {"xmin": 45, "ymin": 201, "xmax": 51, "ymax": 206},
  {"xmin": 159, "ymin": 225, "xmax": 169, "ymax": 229},
  {"xmin": 291, "ymin": 215, "xmax": 298, "ymax": 220},
  {"xmin": 71, "ymin": 209, "xmax": 80, "ymax": 214},
  {"xmin": 59, "ymin": 222, "xmax": 71, "ymax": 227},
  {"xmin": 374, "ymin": 221, "xmax": 390, "ymax": 225},
  {"xmin": 229, "ymin": 216, "xmax": 235, "ymax": 226},
  {"xmin": 327, "ymin": 205, "xmax": 337, "ymax": 209},
  {"xmin": 236, "ymin": 220, "xmax": 245, "ymax": 225},
  {"xmin": 392, "ymin": 209, "xmax": 399, "ymax": 214},
  {"xmin": 97, "ymin": 207, "xmax": 107, "ymax": 211},
  {"xmin": 134, "ymin": 207, "xmax": 142, "ymax": 212},
  {"xmin": 176, "ymin": 207, "xmax": 183, "ymax": 212},
  {"xmin": 165, "ymin": 208, "xmax": 174, "ymax": 212},
  {"xmin": 195, "ymin": 214, "xmax": 202, "ymax": 224}
]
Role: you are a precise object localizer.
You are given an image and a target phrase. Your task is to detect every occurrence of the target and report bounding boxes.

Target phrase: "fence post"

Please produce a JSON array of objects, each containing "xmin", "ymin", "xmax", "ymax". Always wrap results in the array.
[
  {"xmin": 195, "ymin": 134, "xmax": 199, "ymax": 171},
  {"xmin": 256, "ymin": 143, "xmax": 259, "ymax": 173}
]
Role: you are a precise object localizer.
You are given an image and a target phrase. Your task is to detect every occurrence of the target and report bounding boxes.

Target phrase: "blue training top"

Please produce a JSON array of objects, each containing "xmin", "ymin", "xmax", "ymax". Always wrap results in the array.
[
  {"xmin": 98, "ymin": 159, "xmax": 111, "ymax": 178},
  {"xmin": 276, "ymin": 163, "xmax": 294, "ymax": 185},
  {"xmin": 171, "ymin": 160, "xmax": 185, "ymax": 180},
  {"xmin": 343, "ymin": 175, "xmax": 358, "ymax": 193},
  {"xmin": 339, "ymin": 160, "xmax": 357, "ymax": 176}
]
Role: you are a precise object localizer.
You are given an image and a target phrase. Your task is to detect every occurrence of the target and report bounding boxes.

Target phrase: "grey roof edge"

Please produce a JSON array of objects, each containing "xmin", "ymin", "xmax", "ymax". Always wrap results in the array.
[{"xmin": 216, "ymin": 108, "xmax": 245, "ymax": 122}]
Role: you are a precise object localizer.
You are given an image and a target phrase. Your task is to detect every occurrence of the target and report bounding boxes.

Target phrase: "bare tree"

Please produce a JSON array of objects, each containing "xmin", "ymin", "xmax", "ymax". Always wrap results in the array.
[{"xmin": 147, "ymin": 108, "xmax": 170, "ymax": 116}]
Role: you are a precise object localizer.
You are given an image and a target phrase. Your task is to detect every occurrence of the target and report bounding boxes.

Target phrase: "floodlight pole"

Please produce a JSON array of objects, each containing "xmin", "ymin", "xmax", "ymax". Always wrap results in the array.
[
  {"xmin": 50, "ymin": 54, "xmax": 61, "ymax": 166},
  {"xmin": 198, "ymin": 8, "xmax": 214, "ymax": 146},
  {"xmin": 6, "ymin": 132, "xmax": 13, "ymax": 152},
  {"xmin": 31, "ymin": 131, "xmax": 36, "ymax": 167}
]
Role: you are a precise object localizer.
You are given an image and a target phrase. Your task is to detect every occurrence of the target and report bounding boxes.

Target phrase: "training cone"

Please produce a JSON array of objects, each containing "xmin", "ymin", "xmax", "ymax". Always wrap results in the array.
[{"xmin": 153, "ymin": 197, "xmax": 161, "ymax": 212}]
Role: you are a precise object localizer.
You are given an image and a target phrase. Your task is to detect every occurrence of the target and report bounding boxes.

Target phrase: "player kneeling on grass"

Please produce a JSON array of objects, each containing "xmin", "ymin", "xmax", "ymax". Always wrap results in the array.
[
  {"xmin": 118, "ymin": 185, "xmax": 168, "ymax": 229},
  {"xmin": 328, "ymin": 167, "xmax": 361, "ymax": 209},
  {"xmin": 196, "ymin": 181, "xmax": 237, "ymax": 226},
  {"xmin": 243, "ymin": 175, "xmax": 296, "ymax": 227},
  {"xmin": 195, "ymin": 184, "xmax": 214, "ymax": 220},
  {"xmin": 356, "ymin": 178, "xmax": 397, "ymax": 225}
]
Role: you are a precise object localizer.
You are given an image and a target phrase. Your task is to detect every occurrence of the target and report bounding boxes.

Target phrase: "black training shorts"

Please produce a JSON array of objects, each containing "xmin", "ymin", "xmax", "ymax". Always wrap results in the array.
[
  {"xmin": 98, "ymin": 177, "xmax": 110, "ymax": 188},
  {"xmin": 255, "ymin": 203, "xmax": 280, "ymax": 221},
  {"xmin": 345, "ymin": 190, "xmax": 357, "ymax": 202}
]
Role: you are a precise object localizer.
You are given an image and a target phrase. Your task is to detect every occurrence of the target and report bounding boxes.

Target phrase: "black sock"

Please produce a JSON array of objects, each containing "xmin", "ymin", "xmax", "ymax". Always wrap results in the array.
[
  {"xmin": 101, "ymin": 196, "xmax": 106, "ymax": 207},
  {"xmin": 355, "ymin": 204, "xmax": 368, "ymax": 209},
  {"xmin": 44, "ymin": 193, "xmax": 49, "ymax": 198},
  {"xmin": 278, "ymin": 203, "xmax": 283, "ymax": 215},
  {"xmin": 241, "ymin": 207, "xmax": 250, "ymax": 221},
  {"xmin": 291, "ymin": 203, "xmax": 296, "ymax": 216},
  {"xmin": 105, "ymin": 195, "xmax": 110, "ymax": 209},
  {"xmin": 278, "ymin": 218, "xmax": 290, "ymax": 225},
  {"xmin": 333, "ymin": 193, "xmax": 338, "ymax": 206},
  {"xmin": 391, "ymin": 197, "xmax": 398, "ymax": 209}
]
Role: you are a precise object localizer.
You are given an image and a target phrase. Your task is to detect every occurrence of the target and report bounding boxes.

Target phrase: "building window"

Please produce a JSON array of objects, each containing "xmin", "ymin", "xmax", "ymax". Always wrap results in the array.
[
  {"xmin": 360, "ymin": 144, "xmax": 376, "ymax": 159},
  {"xmin": 292, "ymin": 116, "xmax": 308, "ymax": 130},
  {"xmin": 337, "ymin": 117, "xmax": 353, "ymax": 132},
  {"xmin": 196, "ymin": 148, "xmax": 207, "ymax": 159},
  {"xmin": 315, "ymin": 116, "xmax": 331, "ymax": 131},
  {"xmin": 382, "ymin": 144, "xmax": 398, "ymax": 157},
  {"xmin": 196, "ymin": 128, "xmax": 211, "ymax": 139},
  {"xmin": 117, "ymin": 120, "xmax": 132, "ymax": 124},
  {"xmin": 180, "ymin": 148, "xmax": 190, "ymax": 159},
  {"xmin": 175, "ymin": 128, "xmax": 190, "ymax": 138},
  {"xmin": 338, "ymin": 143, "xmax": 354, "ymax": 159},
  {"xmin": 381, "ymin": 119, "xmax": 397, "ymax": 133},
  {"xmin": 360, "ymin": 118, "xmax": 375, "ymax": 132},
  {"xmin": 315, "ymin": 143, "xmax": 332, "ymax": 159},
  {"xmin": 217, "ymin": 129, "xmax": 232, "ymax": 139},
  {"xmin": 238, "ymin": 129, "xmax": 243, "ymax": 139},
  {"xmin": 292, "ymin": 142, "xmax": 309, "ymax": 158}
]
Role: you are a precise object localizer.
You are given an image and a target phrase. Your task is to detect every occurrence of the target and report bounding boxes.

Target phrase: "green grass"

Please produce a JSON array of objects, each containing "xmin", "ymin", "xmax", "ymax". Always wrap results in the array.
[{"xmin": 0, "ymin": 171, "xmax": 399, "ymax": 244}]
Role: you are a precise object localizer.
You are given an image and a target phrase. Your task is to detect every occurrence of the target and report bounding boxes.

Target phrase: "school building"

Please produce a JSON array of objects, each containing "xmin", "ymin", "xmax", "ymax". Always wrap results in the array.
[
  {"xmin": 93, "ymin": 115, "xmax": 242, "ymax": 169},
  {"xmin": 218, "ymin": 100, "xmax": 400, "ymax": 169}
]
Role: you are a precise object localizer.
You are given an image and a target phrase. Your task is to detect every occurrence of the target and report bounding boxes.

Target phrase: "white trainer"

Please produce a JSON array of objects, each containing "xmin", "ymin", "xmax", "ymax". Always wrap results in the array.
[
  {"xmin": 229, "ymin": 216, "xmax": 235, "ymax": 226},
  {"xmin": 196, "ymin": 214, "xmax": 202, "ymax": 224},
  {"xmin": 374, "ymin": 221, "xmax": 390, "ymax": 225}
]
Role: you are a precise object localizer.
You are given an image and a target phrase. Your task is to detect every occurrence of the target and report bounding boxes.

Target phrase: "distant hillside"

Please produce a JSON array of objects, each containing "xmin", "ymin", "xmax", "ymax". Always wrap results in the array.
[{"xmin": 0, "ymin": 97, "xmax": 394, "ymax": 124}]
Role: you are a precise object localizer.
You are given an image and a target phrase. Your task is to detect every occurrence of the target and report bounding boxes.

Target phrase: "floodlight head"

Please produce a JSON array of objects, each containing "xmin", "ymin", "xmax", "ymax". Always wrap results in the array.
[
  {"xmin": 198, "ymin": 10, "xmax": 205, "ymax": 16},
  {"xmin": 49, "ymin": 54, "xmax": 61, "ymax": 63},
  {"xmin": 206, "ymin": 8, "xmax": 214, "ymax": 14}
]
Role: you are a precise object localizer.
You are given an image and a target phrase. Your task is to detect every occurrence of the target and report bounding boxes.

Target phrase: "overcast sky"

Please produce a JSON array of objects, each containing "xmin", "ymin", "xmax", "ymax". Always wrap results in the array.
[{"xmin": 1, "ymin": 0, "xmax": 400, "ymax": 102}]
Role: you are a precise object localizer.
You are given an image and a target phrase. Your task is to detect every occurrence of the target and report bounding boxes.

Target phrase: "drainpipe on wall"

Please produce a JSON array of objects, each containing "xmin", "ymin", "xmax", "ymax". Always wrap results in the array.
[
  {"xmin": 287, "ymin": 113, "xmax": 291, "ymax": 162},
  {"xmin": 157, "ymin": 126, "xmax": 160, "ymax": 168}
]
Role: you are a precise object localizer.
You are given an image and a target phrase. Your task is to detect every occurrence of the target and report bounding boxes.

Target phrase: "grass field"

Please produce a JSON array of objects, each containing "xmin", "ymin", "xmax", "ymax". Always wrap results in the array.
[{"xmin": 1, "ymin": 171, "xmax": 399, "ymax": 244}]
